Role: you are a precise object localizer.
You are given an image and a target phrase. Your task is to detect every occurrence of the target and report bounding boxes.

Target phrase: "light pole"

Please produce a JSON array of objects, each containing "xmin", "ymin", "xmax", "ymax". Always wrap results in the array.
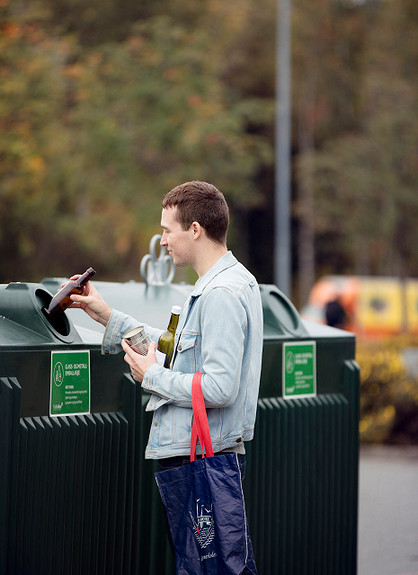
[{"xmin": 275, "ymin": 0, "xmax": 291, "ymax": 296}]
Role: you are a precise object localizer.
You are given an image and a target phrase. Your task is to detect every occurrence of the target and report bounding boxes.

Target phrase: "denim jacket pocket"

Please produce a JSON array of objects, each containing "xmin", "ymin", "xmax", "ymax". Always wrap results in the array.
[
  {"xmin": 175, "ymin": 331, "xmax": 200, "ymax": 373},
  {"xmin": 177, "ymin": 332, "xmax": 197, "ymax": 353}
]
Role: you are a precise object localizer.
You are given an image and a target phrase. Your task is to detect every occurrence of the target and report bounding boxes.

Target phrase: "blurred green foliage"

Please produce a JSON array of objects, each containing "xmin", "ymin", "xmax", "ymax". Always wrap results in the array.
[
  {"xmin": 297, "ymin": 0, "xmax": 418, "ymax": 279},
  {"xmin": 357, "ymin": 336, "xmax": 418, "ymax": 445},
  {"xmin": 0, "ymin": 0, "xmax": 417, "ymax": 290}
]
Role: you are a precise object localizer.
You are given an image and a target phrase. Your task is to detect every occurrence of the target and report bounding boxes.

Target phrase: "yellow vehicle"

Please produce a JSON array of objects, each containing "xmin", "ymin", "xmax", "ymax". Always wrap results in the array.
[{"xmin": 301, "ymin": 276, "xmax": 418, "ymax": 337}]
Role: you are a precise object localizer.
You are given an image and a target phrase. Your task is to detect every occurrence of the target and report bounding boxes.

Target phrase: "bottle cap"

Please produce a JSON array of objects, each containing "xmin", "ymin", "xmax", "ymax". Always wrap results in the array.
[{"xmin": 171, "ymin": 305, "xmax": 182, "ymax": 315}]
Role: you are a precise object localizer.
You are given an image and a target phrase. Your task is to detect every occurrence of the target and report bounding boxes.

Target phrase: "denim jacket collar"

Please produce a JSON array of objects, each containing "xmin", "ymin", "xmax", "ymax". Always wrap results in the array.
[
  {"xmin": 191, "ymin": 251, "xmax": 237, "ymax": 298},
  {"xmin": 174, "ymin": 251, "xmax": 238, "ymax": 338}
]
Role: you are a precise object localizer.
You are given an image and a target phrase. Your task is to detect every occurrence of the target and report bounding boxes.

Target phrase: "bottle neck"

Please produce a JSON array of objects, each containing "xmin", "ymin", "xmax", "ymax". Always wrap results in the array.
[
  {"xmin": 167, "ymin": 314, "xmax": 180, "ymax": 334},
  {"xmin": 77, "ymin": 268, "xmax": 95, "ymax": 286}
]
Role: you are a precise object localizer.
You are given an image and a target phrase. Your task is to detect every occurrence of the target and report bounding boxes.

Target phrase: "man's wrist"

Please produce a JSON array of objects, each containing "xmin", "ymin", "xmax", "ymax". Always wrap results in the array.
[{"xmin": 99, "ymin": 305, "xmax": 113, "ymax": 326}]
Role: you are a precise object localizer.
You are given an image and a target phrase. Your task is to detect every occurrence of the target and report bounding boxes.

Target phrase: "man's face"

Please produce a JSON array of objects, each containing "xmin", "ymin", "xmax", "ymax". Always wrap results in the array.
[{"xmin": 160, "ymin": 206, "xmax": 194, "ymax": 268}]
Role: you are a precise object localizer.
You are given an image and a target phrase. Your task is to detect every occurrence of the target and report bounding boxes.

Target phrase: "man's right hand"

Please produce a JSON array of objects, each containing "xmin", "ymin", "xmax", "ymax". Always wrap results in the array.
[{"xmin": 68, "ymin": 277, "xmax": 112, "ymax": 326}]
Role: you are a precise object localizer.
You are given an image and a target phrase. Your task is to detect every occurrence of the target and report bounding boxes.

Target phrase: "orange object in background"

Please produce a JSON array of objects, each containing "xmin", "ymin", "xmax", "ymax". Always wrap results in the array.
[{"xmin": 301, "ymin": 276, "xmax": 418, "ymax": 338}]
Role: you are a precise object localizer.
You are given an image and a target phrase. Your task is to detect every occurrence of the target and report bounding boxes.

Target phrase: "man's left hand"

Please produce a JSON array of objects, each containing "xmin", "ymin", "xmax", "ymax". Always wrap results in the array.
[{"xmin": 122, "ymin": 339, "xmax": 157, "ymax": 382}]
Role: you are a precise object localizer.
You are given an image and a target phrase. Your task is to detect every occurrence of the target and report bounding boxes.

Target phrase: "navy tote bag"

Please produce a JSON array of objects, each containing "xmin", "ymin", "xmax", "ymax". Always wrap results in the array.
[{"xmin": 155, "ymin": 372, "xmax": 258, "ymax": 575}]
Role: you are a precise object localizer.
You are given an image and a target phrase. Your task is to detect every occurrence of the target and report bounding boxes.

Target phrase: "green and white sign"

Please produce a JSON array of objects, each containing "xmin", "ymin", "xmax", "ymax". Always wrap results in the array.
[
  {"xmin": 283, "ymin": 341, "xmax": 316, "ymax": 400},
  {"xmin": 50, "ymin": 350, "xmax": 91, "ymax": 416}
]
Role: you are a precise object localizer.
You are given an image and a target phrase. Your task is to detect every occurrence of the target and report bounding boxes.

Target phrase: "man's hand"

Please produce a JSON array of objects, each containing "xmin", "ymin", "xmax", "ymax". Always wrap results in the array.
[
  {"xmin": 122, "ymin": 339, "xmax": 158, "ymax": 382},
  {"xmin": 67, "ymin": 277, "xmax": 112, "ymax": 326}
]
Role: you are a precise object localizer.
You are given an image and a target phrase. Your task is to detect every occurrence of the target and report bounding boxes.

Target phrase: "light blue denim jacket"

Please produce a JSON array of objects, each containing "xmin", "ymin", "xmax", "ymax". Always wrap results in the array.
[{"xmin": 102, "ymin": 251, "xmax": 263, "ymax": 459}]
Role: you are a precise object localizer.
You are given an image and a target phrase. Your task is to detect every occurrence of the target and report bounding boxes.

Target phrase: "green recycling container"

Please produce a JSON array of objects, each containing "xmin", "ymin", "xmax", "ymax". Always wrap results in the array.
[
  {"xmin": 247, "ymin": 285, "xmax": 359, "ymax": 575},
  {"xmin": 0, "ymin": 277, "xmax": 359, "ymax": 575}
]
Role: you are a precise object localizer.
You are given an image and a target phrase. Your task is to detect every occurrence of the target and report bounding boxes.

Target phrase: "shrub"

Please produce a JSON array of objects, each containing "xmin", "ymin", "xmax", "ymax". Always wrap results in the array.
[{"xmin": 356, "ymin": 336, "xmax": 418, "ymax": 445}]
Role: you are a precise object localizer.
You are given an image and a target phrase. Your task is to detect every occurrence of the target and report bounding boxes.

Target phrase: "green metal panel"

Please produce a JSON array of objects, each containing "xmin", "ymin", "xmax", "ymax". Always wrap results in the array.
[
  {"xmin": 0, "ymin": 378, "xmax": 16, "ymax": 574},
  {"xmin": 243, "ymin": 359, "xmax": 359, "ymax": 575}
]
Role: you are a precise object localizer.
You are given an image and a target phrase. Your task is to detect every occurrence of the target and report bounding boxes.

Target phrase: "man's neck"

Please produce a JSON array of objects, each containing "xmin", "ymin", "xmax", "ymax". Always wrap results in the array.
[{"xmin": 194, "ymin": 244, "xmax": 228, "ymax": 278}]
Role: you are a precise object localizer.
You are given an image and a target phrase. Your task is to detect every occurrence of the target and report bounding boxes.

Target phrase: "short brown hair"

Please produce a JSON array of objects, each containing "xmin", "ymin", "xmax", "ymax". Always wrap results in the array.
[{"xmin": 162, "ymin": 181, "xmax": 229, "ymax": 245}]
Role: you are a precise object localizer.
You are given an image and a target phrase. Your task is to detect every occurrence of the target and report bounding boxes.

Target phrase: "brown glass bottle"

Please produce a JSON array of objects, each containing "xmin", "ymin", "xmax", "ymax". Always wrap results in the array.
[{"xmin": 44, "ymin": 267, "xmax": 96, "ymax": 316}]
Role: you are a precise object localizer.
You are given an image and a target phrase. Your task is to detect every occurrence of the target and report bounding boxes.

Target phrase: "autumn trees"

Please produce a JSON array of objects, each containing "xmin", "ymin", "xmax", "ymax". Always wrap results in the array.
[{"xmin": 1, "ymin": 0, "xmax": 417, "ymax": 302}]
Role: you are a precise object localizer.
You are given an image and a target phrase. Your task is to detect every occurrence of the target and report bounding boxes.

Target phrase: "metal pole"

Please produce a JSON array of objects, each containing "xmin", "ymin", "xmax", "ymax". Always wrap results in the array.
[{"xmin": 275, "ymin": 0, "xmax": 291, "ymax": 296}]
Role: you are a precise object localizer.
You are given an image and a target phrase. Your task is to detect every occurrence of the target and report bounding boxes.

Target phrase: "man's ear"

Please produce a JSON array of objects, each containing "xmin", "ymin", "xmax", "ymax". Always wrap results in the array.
[{"xmin": 191, "ymin": 221, "xmax": 202, "ymax": 239}]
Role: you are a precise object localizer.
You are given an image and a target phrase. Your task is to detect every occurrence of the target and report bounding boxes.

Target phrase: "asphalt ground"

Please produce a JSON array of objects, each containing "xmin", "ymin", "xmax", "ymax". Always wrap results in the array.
[{"xmin": 358, "ymin": 445, "xmax": 418, "ymax": 575}]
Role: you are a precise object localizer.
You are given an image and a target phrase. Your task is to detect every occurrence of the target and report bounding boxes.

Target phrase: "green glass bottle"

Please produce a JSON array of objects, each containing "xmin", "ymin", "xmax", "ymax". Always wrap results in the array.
[{"xmin": 156, "ymin": 305, "xmax": 182, "ymax": 368}]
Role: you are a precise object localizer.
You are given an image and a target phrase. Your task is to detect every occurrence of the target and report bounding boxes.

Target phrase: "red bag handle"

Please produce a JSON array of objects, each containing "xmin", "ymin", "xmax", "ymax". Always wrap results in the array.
[{"xmin": 190, "ymin": 372, "xmax": 214, "ymax": 461}]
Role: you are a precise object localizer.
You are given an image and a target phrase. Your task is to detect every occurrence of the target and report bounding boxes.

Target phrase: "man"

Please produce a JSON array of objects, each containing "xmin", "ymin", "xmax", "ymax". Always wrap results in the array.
[
  {"xmin": 70, "ymin": 181, "xmax": 263, "ymax": 474},
  {"xmin": 325, "ymin": 296, "xmax": 347, "ymax": 330}
]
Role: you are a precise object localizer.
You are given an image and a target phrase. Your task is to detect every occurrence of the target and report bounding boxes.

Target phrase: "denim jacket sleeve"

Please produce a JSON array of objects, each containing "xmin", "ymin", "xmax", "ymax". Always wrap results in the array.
[{"xmin": 101, "ymin": 309, "xmax": 163, "ymax": 355}]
